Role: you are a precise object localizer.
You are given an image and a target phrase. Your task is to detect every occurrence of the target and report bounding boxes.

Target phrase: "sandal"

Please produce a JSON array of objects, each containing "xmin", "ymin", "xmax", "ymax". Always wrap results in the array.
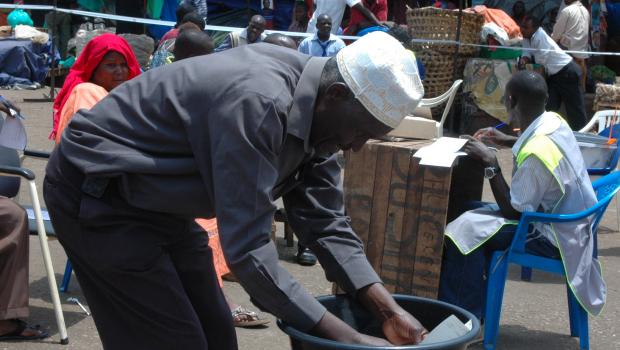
[
  {"xmin": 231, "ymin": 306, "xmax": 270, "ymax": 328},
  {"xmin": 0, "ymin": 319, "xmax": 49, "ymax": 341}
]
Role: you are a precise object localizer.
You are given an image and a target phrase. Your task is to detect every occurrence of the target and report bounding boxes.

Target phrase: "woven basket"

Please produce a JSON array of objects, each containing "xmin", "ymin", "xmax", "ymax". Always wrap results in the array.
[
  {"xmin": 407, "ymin": 7, "xmax": 484, "ymax": 56},
  {"xmin": 417, "ymin": 50, "xmax": 468, "ymax": 99}
]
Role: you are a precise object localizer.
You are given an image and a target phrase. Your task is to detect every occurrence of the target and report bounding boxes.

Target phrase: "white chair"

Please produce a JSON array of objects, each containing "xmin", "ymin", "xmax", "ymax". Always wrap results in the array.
[
  {"xmin": 579, "ymin": 110, "xmax": 620, "ymax": 231},
  {"xmin": 389, "ymin": 79, "xmax": 463, "ymax": 139},
  {"xmin": 580, "ymin": 110, "xmax": 620, "ymax": 134}
]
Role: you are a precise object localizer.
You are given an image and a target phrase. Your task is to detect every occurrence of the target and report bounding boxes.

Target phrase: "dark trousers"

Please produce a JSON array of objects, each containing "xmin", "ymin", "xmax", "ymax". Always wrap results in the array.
[
  {"xmin": 0, "ymin": 197, "xmax": 29, "ymax": 320},
  {"xmin": 438, "ymin": 203, "xmax": 560, "ymax": 320},
  {"xmin": 546, "ymin": 60, "xmax": 587, "ymax": 130},
  {"xmin": 44, "ymin": 11, "xmax": 72, "ymax": 59},
  {"xmin": 43, "ymin": 151, "xmax": 237, "ymax": 350}
]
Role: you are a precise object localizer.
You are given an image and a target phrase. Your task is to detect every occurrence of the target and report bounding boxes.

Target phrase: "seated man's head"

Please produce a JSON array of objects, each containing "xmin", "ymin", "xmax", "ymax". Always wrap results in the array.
[
  {"xmin": 263, "ymin": 0, "xmax": 272, "ymax": 9},
  {"xmin": 247, "ymin": 15, "xmax": 266, "ymax": 43},
  {"xmin": 316, "ymin": 14, "xmax": 332, "ymax": 39},
  {"xmin": 519, "ymin": 15, "xmax": 541, "ymax": 39},
  {"xmin": 263, "ymin": 33, "xmax": 297, "ymax": 50},
  {"xmin": 173, "ymin": 29, "xmax": 214, "ymax": 61},
  {"xmin": 181, "ymin": 11, "xmax": 206, "ymax": 30},
  {"xmin": 505, "ymin": 71, "xmax": 548, "ymax": 131},
  {"xmin": 311, "ymin": 32, "xmax": 424, "ymax": 154}
]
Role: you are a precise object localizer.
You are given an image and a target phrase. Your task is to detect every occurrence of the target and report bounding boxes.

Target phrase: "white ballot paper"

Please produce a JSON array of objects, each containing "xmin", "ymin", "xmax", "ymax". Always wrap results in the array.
[
  {"xmin": 0, "ymin": 111, "xmax": 27, "ymax": 150},
  {"xmin": 412, "ymin": 137, "xmax": 467, "ymax": 167},
  {"xmin": 420, "ymin": 314, "xmax": 473, "ymax": 345}
]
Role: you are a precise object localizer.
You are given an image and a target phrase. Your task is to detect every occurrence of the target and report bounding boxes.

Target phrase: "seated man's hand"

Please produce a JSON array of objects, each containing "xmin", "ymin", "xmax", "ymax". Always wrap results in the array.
[
  {"xmin": 472, "ymin": 127, "xmax": 515, "ymax": 147},
  {"xmin": 382, "ymin": 307, "xmax": 428, "ymax": 345},
  {"xmin": 461, "ymin": 135, "xmax": 497, "ymax": 167}
]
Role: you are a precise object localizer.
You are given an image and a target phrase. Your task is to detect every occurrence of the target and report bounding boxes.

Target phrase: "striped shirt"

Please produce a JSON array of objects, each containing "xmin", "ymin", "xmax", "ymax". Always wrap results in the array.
[{"xmin": 510, "ymin": 115, "xmax": 563, "ymax": 247}]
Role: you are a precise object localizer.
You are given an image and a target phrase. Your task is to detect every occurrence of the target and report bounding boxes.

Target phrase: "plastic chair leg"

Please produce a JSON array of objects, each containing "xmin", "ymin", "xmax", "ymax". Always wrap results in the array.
[
  {"xmin": 520, "ymin": 267, "xmax": 532, "ymax": 281},
  {"xmin": 484, "ymin": 252, "xmax": 510, "ymax": 350},
  {"xmin": 59, "ymin": 260, "xmax": 73, "ymax": 293},
  {"xmin": 616, "ymin": 196, "xmax": 620, "ymax": 231},
  {"xmin": 567, "ymin": 286, "xmax": 589, "ymax": 349}
]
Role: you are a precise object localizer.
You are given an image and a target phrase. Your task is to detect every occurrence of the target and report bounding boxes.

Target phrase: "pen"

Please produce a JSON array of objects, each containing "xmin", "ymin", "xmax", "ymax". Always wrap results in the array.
[{"xmin": 494, "ymin": 122, "xmax": 506, "ymax": 129}]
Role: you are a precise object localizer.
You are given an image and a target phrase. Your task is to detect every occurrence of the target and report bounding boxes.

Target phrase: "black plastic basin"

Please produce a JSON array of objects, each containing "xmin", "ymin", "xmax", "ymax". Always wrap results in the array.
[{"xmin": 277, "ymin": 294, "xmax": 480, "ymax": 350}]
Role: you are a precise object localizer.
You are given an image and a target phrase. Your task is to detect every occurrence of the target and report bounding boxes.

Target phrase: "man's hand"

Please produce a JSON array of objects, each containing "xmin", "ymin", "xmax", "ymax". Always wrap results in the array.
[
  {"xmin": 312, "ymin": 311, "xmax": 392, "ymax": 346},
  {"xmin": 358, "ymin": 283, "xmax": 428, "ymax": 345},
  {"xmin": 472, "ymin": 127, "xmax": 516, "ymax": 147},
  {"xmin": 461, "ymin": 135, "xmax": 497, "ymax": 167},
  {"xmin": 382, "ymin": 308, "xmax": 428, "ymax": 345}
]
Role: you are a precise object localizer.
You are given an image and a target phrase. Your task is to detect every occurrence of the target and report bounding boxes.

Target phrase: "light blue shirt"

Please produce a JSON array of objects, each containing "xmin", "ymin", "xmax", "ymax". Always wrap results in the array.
[{"xmin": 298, "ymin": 34, "xmax": 346, "ymax": 57}]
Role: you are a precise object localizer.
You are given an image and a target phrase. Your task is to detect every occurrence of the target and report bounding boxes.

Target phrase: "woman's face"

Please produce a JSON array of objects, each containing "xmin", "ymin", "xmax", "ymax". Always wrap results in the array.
[{"xmin": 91, "ymin": 51, "xmax": 129, "ymax": 92}]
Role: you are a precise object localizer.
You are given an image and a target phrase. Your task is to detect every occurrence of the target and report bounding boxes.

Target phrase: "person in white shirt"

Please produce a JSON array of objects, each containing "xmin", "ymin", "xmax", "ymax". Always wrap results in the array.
[
  {"xmin": 307, "ymin": 0, "xmax": 381, "ymax": 34},
  {"xmin": 552, "ymin": 0, "xmax": 590, "ymax": 89},
  {"xmin": 299, "ymin": 14, "xmax": 346, "ymax": 57},
  {"xmin": 520, "ymin": 16, "xmax": 586, "ymax": 130}
]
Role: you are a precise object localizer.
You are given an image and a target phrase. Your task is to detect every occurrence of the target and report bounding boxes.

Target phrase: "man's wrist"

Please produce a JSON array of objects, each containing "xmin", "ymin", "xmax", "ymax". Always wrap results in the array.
[{"xmin": 358, "ymin": 283, "xmax": 403, "ymax": 322}]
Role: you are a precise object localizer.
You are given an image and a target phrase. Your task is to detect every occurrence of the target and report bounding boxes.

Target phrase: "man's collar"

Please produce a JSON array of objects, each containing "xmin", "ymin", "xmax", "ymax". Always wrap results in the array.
[
  {"xmin": 512, "ymin": 112, "xmax": 552, "ymax": 156},
  {"xmin": 312, "ymin": 33, "xmax": 335, "ymax": 42},
  {"xmin": 287, "ymin": 57, "xmax": 329, "ymax": 153}
]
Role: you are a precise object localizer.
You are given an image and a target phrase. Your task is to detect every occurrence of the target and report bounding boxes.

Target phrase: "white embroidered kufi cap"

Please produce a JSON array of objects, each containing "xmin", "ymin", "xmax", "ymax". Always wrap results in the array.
[{"xmin": 336, "ymin": 31, "xmax": 424, "ymax": 129}]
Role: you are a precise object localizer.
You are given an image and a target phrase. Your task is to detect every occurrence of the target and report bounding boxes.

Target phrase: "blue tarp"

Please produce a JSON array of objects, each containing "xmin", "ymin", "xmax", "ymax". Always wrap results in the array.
[
  {"xmin": 208, "ymin": 1, "xmax": 295, "ymax": 30},
  {"xmin": 0, "ymin": 39, "xmax": 49, "ymax": 87}
]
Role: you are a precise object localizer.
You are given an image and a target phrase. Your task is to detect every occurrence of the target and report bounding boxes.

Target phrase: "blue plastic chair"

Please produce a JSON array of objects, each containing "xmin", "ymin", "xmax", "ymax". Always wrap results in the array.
[
  {"xmin": 520, "ymin": 136, "xmax": 620, "ymax": 282},
  {"xmin": 483, "ymin": 171, "xmax": 620, "ymax": 350}
]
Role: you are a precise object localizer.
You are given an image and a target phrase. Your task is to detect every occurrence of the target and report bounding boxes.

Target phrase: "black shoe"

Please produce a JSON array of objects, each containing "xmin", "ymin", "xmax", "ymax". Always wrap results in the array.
[{"xmin": 296, "ymin": 248, "xmax": 317, "ymax": 266}]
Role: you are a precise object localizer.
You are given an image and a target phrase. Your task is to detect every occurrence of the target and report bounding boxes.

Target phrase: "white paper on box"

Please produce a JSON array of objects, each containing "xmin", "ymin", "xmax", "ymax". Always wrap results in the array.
[{"xmin": 413, "ymin": 137, "xmax": 467, "ymax": 167}]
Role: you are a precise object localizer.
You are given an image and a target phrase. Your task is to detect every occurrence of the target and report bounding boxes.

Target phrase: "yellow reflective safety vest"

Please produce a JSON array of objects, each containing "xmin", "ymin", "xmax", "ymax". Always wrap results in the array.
[{"xmin": 445, "ymin": 112, "xmax": 606, "ymax": 316}]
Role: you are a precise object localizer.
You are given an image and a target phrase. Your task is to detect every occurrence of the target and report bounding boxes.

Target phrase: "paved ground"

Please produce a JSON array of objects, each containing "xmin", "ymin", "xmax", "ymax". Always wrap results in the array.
[{"xmin": 1, "ymin": 88, "xmax": 619, "ymax": 350}]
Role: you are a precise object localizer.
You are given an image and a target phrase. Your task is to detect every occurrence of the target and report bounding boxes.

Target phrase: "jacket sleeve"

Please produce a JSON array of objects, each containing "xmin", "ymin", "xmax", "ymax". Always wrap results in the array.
[
  {"xmin": 282, "ymin": 154, "xmax": 382, "ymax": 296},
  {"xmin": 190, "ymin": 92, "xmax": 327, "ymax": 331}
]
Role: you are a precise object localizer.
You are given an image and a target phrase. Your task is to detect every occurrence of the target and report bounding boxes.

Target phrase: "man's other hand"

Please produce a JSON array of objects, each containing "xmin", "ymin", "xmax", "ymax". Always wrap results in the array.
[
  {"xmin": 358, "ymin": 283, "xmax": 428, "ymax": 345},
  {"xmin": 472, "ymin": 127, "xmax": 515, "ymax": 147}
]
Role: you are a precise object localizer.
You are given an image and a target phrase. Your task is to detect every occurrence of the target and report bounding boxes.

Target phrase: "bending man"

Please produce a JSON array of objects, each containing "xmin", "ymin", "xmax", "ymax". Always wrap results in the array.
[{"xmin": 44, "ymin": 32, "xmax": 427, "ymax": 349}]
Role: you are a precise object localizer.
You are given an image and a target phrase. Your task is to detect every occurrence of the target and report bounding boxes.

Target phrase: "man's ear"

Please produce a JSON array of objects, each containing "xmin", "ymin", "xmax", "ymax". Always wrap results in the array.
[
  {"xmin": 324, "ymin": 82, "xmax": 351, "ymax": 101},
  {"xmin": 508, "ymin": 93, "xmax": 518, "ymax": 110}
]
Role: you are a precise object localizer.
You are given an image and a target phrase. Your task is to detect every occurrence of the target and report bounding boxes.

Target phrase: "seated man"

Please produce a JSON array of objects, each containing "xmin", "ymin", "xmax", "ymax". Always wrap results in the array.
[
  {"xmin": 215, "ymin": 15, "xmax": 266, "ymax": 52},
  {"xmin": 438, "ymin": 71, "xmax": 606, "ymax": 320},
  {"xmin": 0, "ymin": 100, "xmax": 48, "ymax": 342},
  {"xmin": 298, "ymin": 14, "xmax": 346, "ymax": 57}
]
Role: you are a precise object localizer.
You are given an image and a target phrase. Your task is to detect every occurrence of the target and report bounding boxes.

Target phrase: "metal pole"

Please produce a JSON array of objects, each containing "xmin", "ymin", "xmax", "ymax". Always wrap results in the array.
[
  {"xmin": 24, "ymin": 0, "xmax": 58, "ymax": 103},
  {"xmin": 50, "ymin": 0, "xmax": 57, "ymax": 100},
  {"xmin": 448, "ymin": 0, "xmax": 464, "ymax": 132}
]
